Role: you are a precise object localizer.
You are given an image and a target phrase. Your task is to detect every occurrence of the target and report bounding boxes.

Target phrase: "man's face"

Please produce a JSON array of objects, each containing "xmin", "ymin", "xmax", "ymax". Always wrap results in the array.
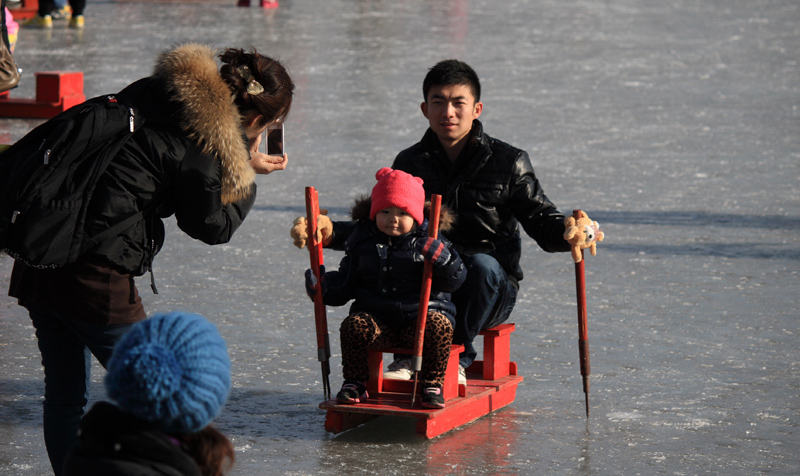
[{"xmin": 421, "ymin": 83, "xmax": 483, "ymax": 147}]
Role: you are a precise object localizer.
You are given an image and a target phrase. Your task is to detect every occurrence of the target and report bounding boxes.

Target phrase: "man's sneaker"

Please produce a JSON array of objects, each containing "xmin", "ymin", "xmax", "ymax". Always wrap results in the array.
[
  {"xmin": 421, "ymin": 385, "xmax": 445, "ymax": 409},
  {"xmin": 458, "ymin": 365, "xmax": 467, "ymax": 386},
  {"xmin": 51, "ymin": 5, "xmax": 72, "ymax": 20},
  {"xmin": 22, "ymin": 15, "xmax": 53, "ymax": 29},
  {"xmin": 68, "ymin": 15, "xmax": 84, "ymax": 29},
  {"xmin": 336, "ymin": 380, "xmax": 368, "ymax": 404},
  {"xmin": 384, "ymin": 357, "xmax": 413, "ymax": 380}
]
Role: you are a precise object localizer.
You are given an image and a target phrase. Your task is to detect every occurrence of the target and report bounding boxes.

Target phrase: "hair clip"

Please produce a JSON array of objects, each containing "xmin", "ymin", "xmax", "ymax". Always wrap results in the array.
[{"xmin": 237, "ymin": 65, "xmax": 265, "ymax": 95}]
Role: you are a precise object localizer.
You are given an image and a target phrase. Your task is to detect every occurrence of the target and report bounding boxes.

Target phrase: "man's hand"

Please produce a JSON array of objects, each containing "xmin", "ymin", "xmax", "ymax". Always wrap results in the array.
[{"xmin": 291, "ymin": 209, "xmax": 333, "ymax": 249}]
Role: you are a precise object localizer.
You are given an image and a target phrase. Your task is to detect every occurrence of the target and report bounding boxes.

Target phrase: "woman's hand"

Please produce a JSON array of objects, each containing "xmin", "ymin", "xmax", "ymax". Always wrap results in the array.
[
  {"xmin": 247, "ymin": 132, "xmax": 288, "ymax": 174},
  {"xmin": 250, "ymin": 151, "xmax": 288, "ymax": 174}
]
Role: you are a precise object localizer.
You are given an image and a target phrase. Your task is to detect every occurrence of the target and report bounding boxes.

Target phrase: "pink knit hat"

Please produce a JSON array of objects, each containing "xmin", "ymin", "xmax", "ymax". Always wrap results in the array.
[{"xmin": 369, "ymin": 167, "xmax": 425, "ymax": 224}]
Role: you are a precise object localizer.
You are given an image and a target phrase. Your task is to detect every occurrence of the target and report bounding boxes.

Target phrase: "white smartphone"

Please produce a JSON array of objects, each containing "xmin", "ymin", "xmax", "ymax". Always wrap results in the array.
[{"xmin": 262, "ymin": 122, "xmax": 284, "ymax": 156}]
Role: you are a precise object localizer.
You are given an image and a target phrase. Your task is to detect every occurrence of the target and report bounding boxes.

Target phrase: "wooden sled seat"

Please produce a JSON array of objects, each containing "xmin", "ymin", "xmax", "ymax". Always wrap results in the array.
[{"xmin": 320, "ymin": 323, "xmax": 523, "ymax": 438}]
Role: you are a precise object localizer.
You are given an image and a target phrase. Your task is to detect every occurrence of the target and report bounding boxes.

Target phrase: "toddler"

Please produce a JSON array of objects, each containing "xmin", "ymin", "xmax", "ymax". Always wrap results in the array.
[{"xmin": 305, "ymin": 168, "xmax": 466, "ymax": 408}]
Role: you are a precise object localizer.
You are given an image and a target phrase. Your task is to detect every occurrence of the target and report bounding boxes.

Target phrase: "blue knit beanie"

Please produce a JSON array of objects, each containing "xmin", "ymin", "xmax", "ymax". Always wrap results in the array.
[{"xmin": 105, "ymin": 311, "xmax": 231, "ymax": 434}]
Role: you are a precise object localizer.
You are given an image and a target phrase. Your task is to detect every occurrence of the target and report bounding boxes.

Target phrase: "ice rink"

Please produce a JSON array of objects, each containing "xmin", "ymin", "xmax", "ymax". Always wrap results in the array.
[{"xmin": 1, "ymin": 0, "xmax": 798, "ymax": 474}]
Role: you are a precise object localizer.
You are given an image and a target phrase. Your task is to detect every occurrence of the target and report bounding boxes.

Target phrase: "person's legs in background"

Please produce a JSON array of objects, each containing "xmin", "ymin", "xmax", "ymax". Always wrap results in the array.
[
  {"xmin": 66, "ymin": 0, "xmax": 85, "ymax": 28},
  {"xmin": 22, "ymin": 0, "xmax": 55, "ymax": 28},
  {"xmin": 51, "ymin": 0, "xmax": 70, "ymax": 20},
  {"xmin": 22, "ymin": 0, "xmax": 84, "ymax": 28}
]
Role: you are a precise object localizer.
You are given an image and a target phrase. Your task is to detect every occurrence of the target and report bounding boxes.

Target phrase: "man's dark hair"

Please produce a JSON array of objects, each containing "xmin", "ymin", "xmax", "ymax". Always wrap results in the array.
[{"xmin": 422, "ymin": 59, "xmax": 481, "ymax": 103}]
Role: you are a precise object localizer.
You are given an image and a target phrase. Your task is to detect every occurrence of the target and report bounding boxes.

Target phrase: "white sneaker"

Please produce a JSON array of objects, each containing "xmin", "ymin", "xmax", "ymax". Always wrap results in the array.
[
  {"xmin": 458, "ymin": 365, "xmax": 467, "ymax": 386},
  {"xmin": 384, "ymin": 357, "xmax": 413, "ymax": 380}
]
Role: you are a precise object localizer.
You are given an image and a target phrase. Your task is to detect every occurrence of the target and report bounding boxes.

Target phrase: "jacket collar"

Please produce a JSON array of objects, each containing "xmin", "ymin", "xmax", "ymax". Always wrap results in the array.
[
  {"xmin": 421, "ymin": 119, "xmax": 491, "ymax": 177},
  {"xmin": 152, "ymin": 43, "xmax": 254, "ymax": 205}
]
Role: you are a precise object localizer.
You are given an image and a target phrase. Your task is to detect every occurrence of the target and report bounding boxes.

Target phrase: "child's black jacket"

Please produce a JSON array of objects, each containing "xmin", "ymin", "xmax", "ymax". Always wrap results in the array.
[{"xmin": 321, "ymin": 197, "xmax": 465, "ymax": 328}]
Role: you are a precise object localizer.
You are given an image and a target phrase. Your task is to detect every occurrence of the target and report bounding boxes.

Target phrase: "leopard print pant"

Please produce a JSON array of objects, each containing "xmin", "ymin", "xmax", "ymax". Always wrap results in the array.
[{"xmin": 339, "ymin": 311, "xmax": 453, "ymax": 387}]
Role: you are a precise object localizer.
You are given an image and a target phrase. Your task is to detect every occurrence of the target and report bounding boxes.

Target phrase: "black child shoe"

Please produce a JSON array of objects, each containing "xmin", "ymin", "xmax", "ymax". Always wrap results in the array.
[
  {"xmin": 336, "ymin": 380, "xmax": 368, "ymax": 404},
  {"xmin": 421, "ymin": 385, "xmax": 445, "ymax": 409}
]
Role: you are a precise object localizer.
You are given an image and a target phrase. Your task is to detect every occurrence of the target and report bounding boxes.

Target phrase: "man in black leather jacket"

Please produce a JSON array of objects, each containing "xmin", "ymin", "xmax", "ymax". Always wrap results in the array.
[
  {"xmin": 389, "ymin": 59, "xmax": 573, "ymax": 375},
  {"xmin": 295, "ymin": 59, "xmax": 598, "ymax": 380}
]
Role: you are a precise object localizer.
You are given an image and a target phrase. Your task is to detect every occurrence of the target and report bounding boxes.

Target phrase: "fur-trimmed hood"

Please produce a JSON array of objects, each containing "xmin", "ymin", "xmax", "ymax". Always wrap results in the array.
[
  {"xmin": 349, "ymin": 194, "xmax": 455, "ymax": 232},
  {"xmin": 152, "ymin": 43, "xmax": 254, "ymax": 205}
]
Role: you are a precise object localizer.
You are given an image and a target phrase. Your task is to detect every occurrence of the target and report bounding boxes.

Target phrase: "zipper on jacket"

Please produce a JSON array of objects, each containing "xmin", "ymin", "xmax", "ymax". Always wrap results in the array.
[
  {"xmin": 128, "ymin": 107, "xmax": 135, "ymax": 132},
  {"xmin": 148, "ymin": 239, "xmax": 158, "ymax": 294}
]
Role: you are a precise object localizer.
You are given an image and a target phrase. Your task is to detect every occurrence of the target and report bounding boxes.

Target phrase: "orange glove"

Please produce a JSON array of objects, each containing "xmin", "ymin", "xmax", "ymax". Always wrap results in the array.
[{"xmin": 290, "ymin": 209, "xmax": 333, "ymax": 249}]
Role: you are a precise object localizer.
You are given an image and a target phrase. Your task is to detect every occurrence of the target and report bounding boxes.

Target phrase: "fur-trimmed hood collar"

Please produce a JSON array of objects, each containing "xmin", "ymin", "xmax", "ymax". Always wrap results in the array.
[
  {"xmin": 349, "ymin": 194, "xmax": 455, "ymax": 232},
  {"xmin": 153, "ymin": 43, "xmax": 254, "ymax": 205}
]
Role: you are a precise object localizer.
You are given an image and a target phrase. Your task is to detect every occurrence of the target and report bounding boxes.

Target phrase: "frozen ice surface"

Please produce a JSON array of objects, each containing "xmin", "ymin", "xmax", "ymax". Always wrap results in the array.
[{"xmin": 1, "ymin": 0, "xmax": 798, "ymax": 475}]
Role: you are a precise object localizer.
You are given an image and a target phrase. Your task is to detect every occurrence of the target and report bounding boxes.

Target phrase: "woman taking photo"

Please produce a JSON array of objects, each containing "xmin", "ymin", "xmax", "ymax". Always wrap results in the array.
[{"xmin": 6, "ymin": 43, "xmax": 294, "ymax": 476}]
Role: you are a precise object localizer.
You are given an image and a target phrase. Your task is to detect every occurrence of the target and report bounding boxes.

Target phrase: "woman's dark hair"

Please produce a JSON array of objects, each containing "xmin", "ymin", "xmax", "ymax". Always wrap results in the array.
[
  {"xmin": 219, "ymin": 47, "xmax": 295, "ymax": 128},
  {"xmin": 178, "ymin": 426, "xmax": 235, "ymax": 476},
  {"xmin": 422, "ymin": 59, "xmax": 481, "ymax": 103}
]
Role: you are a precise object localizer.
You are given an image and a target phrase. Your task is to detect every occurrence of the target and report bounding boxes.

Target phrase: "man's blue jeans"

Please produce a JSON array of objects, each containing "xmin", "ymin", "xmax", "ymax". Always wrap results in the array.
[
  {"xmin": 452, "ymin": 254, "xmax": 518, "ymax": 369},
  {"xmin": 26, "ymin": 302, "xmax": 134, "ymax": 476}
]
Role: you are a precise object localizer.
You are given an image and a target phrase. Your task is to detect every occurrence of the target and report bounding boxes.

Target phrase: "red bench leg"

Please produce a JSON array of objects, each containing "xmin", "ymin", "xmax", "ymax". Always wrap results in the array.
[
  {"xmin": 366, "ymin": 350, "xmax": 384, "ymax": 396},
  {"xmin": 467, "ymin": 323, "xmax": 516, "ymax": 380},
  {"xmin": 368, "ymin": 344, "xmax": 464, "ymax": 401}
]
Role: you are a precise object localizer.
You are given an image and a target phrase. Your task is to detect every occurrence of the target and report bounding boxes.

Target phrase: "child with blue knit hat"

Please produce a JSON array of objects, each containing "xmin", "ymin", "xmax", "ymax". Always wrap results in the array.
[
  {"xmin": 63, "ymin": 311, "xmax": 235, "ymax": 476},
  {"xmin": 304, "ymin": 167, "xmax": 466, "ymax": 408}
]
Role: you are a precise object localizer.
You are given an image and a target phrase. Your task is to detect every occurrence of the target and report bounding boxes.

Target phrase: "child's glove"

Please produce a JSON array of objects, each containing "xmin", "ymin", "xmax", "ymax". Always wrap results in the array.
[
  {"xmin": 304, "ymin": 266, "xmax": 327, "ymax": 300},
  {"xmin": 415, "ymin": 237, "xmax": 451, "ymax": 267},
  {"xmin": 291, "ymin": 209, "xmax": 333, "ymax": 249}
]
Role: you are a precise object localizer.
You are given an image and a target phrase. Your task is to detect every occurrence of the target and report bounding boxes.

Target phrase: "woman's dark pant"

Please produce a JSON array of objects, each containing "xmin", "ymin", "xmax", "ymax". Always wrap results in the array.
[{"xmin": 27, "ymin": 302, "xmax": 133, "ymax": 476}]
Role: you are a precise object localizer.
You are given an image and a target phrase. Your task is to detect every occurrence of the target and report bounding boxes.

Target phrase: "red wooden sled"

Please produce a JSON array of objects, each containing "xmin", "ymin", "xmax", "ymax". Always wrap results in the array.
[
  {"xmin": 320, "ymin": 323, "xmax": 523, "ymax": 438},
  {"xmin": 306, "ymin": 187, "xmax": 523, "ymax": 438}
]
